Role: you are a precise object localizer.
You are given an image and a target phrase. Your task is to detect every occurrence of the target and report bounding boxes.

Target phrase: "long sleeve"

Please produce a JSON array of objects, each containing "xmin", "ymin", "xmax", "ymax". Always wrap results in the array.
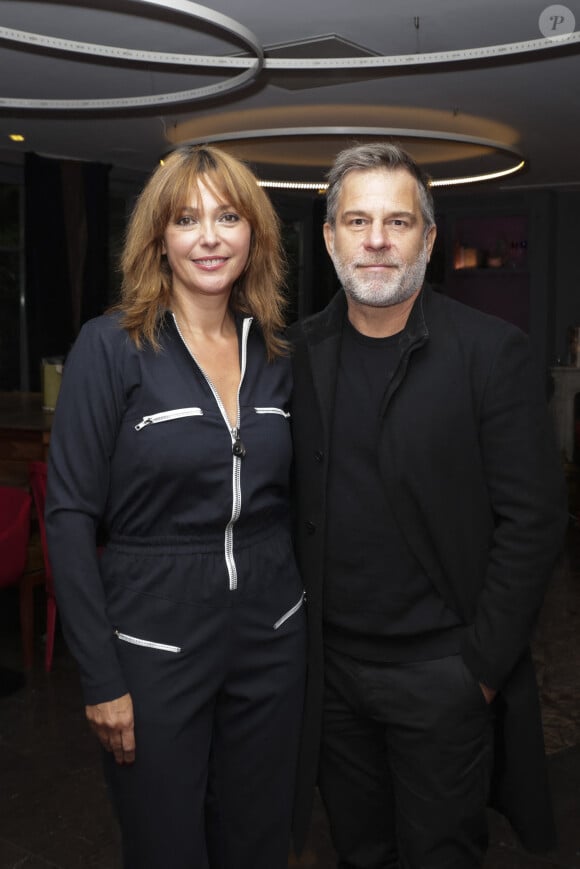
[
  {"xmin": 46, "ymin": 316, "xmax": 134, "ymax": 704},
  {"xmin": 460, "ymin": 328, "xmax": 568, "ymax": 689}
]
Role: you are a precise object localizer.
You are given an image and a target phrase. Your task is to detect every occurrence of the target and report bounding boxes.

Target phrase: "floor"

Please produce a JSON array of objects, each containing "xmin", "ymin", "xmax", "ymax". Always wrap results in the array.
[{"xmin": 1, "ymin": 527, "xmax": 580, "ymax": 869}]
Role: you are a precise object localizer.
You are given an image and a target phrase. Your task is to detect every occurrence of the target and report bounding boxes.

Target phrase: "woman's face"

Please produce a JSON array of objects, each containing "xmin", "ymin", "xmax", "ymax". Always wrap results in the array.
[{"xmin": 162, "ymin": 176, "xmax": 252, "ymax": 304}]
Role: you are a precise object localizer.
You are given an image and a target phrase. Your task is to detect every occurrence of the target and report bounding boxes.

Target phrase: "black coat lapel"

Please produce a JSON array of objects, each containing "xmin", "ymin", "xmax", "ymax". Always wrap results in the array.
[{"xmin": 307, "ymin": 330, "xmax": 342, "ymax": 444}]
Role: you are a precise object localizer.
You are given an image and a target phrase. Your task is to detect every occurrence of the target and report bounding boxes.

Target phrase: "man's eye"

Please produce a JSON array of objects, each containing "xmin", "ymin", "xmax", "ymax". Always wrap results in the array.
[{"xmin": 350, "ymin": 218, "xmax": 366, "ymax": 226}]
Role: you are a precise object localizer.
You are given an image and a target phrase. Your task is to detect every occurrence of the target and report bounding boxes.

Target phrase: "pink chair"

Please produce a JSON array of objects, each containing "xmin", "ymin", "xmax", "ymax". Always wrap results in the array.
[
  {"xmin": 0, "ymin": 487, "xmax": 32, "ymax": 588},
  {"xmin": 28, "ymin": 462, "xmax": 57, "ymax": 672},
  {"xmin": 0, "ymin": 486, "xmax": 34, "ymax": 675}
]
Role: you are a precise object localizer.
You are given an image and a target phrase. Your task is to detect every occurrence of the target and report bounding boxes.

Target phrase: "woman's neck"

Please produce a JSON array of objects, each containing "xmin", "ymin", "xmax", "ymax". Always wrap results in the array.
[{"xmin": 170, "ymin": 291, "xmax": 235, "ymax": 340}]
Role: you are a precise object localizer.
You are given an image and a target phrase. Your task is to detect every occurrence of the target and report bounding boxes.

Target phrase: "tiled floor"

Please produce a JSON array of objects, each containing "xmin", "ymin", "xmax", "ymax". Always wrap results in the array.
[{"xmin": 1, "ymin": 527, "xmax": 580, "ymax": 869}]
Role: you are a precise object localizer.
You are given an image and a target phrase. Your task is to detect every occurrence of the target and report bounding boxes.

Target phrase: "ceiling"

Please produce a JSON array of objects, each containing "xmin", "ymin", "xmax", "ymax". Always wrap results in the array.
[{"xmin": 0, "ymin": 0, "xmax": 579, "ymax": 194}]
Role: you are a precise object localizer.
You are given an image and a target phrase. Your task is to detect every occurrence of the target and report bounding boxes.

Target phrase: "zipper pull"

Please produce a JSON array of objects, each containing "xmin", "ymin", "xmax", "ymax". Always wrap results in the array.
[{"xmin": 231, "ymin": 428, "xmax": 246, "ymax": 458}]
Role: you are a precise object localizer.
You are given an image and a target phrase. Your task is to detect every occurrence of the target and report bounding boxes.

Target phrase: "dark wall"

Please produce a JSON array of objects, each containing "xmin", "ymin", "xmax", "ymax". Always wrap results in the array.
[
  {"xmin": 25, "ymin": 153, "xmax": 110, "ymax": 390},
  {"xmin": 552, "ymin": 191, "xmax": 580, "ymax": 363},
  {"xmin": 432, "ymin": 188, "xmax": 561, "ymax": 379}
]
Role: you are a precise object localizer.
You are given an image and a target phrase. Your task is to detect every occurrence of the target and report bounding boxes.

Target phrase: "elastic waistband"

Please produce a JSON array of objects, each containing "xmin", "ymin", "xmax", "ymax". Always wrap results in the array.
[{"xmin": 106, "ymin": 513, "xmax": 290, "ymax": 556}]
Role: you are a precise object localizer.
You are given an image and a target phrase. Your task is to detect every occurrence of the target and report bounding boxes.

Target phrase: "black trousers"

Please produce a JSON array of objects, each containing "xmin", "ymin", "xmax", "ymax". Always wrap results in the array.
[{"xmin": 319, "ymin": 648, "xmax": 494, "ymax": 869}]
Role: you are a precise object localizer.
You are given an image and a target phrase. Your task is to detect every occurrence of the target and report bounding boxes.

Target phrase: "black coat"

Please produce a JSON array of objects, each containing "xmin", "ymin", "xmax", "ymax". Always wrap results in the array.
[{"xmin": 289, "ymin": 286, "xmax": 568, "ymax": 854}]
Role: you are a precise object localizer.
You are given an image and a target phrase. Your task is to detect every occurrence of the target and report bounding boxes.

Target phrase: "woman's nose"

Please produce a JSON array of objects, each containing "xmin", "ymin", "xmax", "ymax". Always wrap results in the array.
[{"xmin": 199, "ymin": 220, "xmax": 218, "ymax": 245}]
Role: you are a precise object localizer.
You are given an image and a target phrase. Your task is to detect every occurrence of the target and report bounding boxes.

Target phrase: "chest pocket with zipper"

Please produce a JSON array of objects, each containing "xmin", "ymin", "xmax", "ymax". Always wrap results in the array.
[
  {"xmin": 254, "ymin": 407, "xmax": 290, "ymax": 419},
  {"xmin": 134, "ymin": 407, "xmax": 204, "ymax": 431}
]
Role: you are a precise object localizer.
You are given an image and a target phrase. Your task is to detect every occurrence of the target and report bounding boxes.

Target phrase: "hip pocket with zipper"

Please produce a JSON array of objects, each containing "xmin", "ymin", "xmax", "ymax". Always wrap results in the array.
[
  {"xmin": 114, "ymin": 629, "xmax": 181, "ymax": 653},
  {"xmin": 273, "ymin": 592, "xmax": 305, "ymax": 630}
]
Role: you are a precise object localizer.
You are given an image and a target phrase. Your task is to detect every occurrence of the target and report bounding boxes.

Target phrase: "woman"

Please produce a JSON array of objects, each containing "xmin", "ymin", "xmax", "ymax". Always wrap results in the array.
[{"xmin": 45, "ymin": 146, "xmax": 306, "ymax": 869}]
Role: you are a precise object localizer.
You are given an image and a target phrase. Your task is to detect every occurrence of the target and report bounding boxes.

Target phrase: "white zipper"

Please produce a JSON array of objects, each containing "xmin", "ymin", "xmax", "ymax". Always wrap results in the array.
[
  {"xmin": 254, "ymin": 407, "xmax": 291, "ymax": 418},
  {"xmin": 273, "ymin": 592, "xmax": 305, "ymax": 630},
  {"xmin": 223, "ymin": 317, "xmax": 251, "ymax": 590},
  {"xmin": 135, "ymin": 407, "xmax": 203, "ymax": 431},
  {"xmin": 172, "ymin": 313, "xmax": 252, "ymax": 591},
  {"xmin": 115, "ymin": 629, "xmax": 181, "ymax": 653}
]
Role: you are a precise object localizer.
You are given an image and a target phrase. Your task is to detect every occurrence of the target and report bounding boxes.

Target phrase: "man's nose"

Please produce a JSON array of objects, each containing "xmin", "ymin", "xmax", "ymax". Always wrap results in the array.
[{"xmin": 365, "ymin": 222, "xmax": 391, "ymax": 248}]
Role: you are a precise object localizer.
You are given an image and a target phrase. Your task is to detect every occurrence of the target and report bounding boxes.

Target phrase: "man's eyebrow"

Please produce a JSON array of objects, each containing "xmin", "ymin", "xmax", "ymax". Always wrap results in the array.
[
  {"xmin": 340, "ymin": 209, "xmax": 417, "ymax": 221},
  {"xmin": 383, "ymin": 210, "xmax": 417, "ymax": 222},
  {"xmin": 340, "ymin": 209, "xmax": 370, "ymax": 220},
  {"xmin": 391, "ymin": 211, "xmax": 416, "ymax": 221}
]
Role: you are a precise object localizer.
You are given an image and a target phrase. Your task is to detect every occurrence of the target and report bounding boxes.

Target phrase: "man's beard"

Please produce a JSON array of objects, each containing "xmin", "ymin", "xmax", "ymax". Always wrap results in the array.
[{"xmin": 331, "ymin": 241, "xmax": 429, "ymax": 308}]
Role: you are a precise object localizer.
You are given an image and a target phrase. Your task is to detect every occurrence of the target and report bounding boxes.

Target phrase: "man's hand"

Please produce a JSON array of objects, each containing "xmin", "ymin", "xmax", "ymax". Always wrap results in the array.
[
  {"xmin": 479, "ymin": 682, "xmax": 497, "ymax": 705},
  {"xmin": 86, "ymin": 692, "xmax": 135, "ymax": 765}
]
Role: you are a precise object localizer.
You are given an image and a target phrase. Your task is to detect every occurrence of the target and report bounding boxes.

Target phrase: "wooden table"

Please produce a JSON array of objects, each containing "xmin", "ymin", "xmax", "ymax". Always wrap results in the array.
[{"xmin": 0, "ymin": 392, "xmax": 53, "ymax": 488}]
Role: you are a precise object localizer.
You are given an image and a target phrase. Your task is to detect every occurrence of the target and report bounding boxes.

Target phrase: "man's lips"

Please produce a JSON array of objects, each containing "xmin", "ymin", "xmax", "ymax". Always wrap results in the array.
[{"xmin": 356, "ymin": 262, "xmax": 400, "ymax": 269}]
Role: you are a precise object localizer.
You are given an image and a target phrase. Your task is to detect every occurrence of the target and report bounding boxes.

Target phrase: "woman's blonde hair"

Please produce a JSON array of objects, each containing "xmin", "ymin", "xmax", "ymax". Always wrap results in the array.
[{"xmin": 115, "ymin": 145, "xmax": 287, "ymax": 359}]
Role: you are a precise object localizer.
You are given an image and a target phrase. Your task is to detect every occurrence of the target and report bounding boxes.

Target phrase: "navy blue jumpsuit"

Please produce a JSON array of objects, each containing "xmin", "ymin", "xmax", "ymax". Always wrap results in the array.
[{"xmin": 45, "ymin": 311, "xmax": 306, "ymax": 869}]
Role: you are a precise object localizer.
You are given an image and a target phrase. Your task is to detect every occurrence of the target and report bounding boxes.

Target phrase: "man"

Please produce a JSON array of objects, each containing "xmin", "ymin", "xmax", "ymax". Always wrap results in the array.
[{"xmin": 289, "ymin": 143, "xmax": 567, "ymax": 868}]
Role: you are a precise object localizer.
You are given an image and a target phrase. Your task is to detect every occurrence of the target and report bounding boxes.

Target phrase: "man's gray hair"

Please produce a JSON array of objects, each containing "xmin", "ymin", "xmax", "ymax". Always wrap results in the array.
[{"xmin": 325, "ymin": 142, "xmax": 435, "ymax": 232}]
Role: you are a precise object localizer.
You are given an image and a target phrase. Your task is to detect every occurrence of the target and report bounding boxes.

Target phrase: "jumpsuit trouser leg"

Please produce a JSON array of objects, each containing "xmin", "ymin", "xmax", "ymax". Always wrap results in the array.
[
  {"xmin": 102, "ymin": 532, "xmax": 306, "ymax": 869},
  {"xmin": 205, "ymin": 597, "xmax": 306, "ymax": 869}
]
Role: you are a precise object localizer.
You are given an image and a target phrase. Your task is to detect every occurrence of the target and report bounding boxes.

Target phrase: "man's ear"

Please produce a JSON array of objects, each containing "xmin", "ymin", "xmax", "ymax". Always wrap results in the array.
[
  {"xmin": 323, "ymin": 222, "xmax": 335, "ymax": 258},
  {"xmin": 425, "ymin": 224, "xmax": 437, "ymax": 261}
]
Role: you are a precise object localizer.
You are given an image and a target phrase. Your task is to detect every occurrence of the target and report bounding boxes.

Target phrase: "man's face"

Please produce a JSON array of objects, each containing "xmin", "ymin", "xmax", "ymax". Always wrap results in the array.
[{"xmin": 323, "ymin": 168, "xmax": 436, "ymax": 309}]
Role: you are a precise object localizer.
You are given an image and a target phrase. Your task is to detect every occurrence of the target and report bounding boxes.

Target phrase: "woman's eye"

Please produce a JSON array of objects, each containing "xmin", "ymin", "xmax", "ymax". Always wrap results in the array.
[
  {"xmin": 176, "ymin": 215, "xmax": 195, "ymax": 226},
  {"xmin": 220, "ymin": 212, "xmax": 240, "ymax": 223}
]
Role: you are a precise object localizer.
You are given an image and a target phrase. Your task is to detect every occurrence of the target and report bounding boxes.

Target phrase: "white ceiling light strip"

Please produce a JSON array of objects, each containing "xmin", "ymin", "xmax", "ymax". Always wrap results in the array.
[
  {"xmin": 259, "ymin": 180, "xmax": 328, "ymax": 191},
  {"xmin": 257, "ymin": 156, "xmax": 526, "ymax": 191},
  {"xmin": 258, "ymin": 159, "xmax": 526, "ymax": 192},
  {"xmin": 431, "ymin": 159, "xmax": 526, "ymax": 187},
  {"xmin": 0, "ymin": 0, "xmax": 577, "ymax": 110},
  {"xmin": 0, "ymin": 27, "xmax": 255, "ymax": 69},
  {"xmin": 263, "ymin": 31, "xmax": 580, "ymax": 69}
]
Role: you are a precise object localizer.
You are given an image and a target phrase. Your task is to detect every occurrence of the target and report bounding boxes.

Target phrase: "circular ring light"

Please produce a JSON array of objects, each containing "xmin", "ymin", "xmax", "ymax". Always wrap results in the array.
[
  {"xmin": 0, "ymin": 4, "xmax": 577, "ymax": 110},
  {"xmin": 173, "ymin": 126, "xmax": 526, "ymax": 188},
  {"xmin": 0, "ymin": 0, "xmax": 263, "ymax": 110}
]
